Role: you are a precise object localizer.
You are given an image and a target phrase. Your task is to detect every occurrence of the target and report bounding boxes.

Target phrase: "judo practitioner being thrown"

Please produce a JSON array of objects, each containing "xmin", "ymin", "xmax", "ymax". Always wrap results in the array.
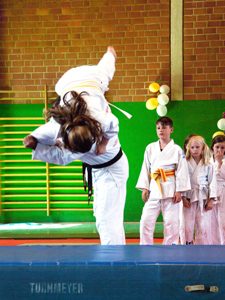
[
  {"xmin": 136, "ymin": 116, "xmax": 191, "ymax": 245},
  {"xmin": 23, "ymin": 46, "xmax": 129, "ymax": 245}
]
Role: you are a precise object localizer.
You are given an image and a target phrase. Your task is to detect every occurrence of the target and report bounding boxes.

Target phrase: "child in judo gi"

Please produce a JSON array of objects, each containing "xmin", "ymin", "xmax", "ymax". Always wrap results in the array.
[
  {"xmin": 210, "ymin": 133, "xmax": 225, "ymax": 244},
  {"xmin": 136, "ymin": 117, "xmax": 191, "ymax": 245},
  {"xmin": 23, "ymin": 46, "xmax": 129, "ymax": 246},
  {"xmin": 183, "ymin": 135, "xmax": 217, "ymax": 245},
  {"xmin": 23, "ymin": 46, "xmax": 119, "ymax": 155}
]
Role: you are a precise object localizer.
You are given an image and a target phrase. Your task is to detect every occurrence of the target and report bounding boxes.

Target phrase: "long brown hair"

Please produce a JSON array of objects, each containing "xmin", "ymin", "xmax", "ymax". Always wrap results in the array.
[{"xmin": 46, "ymin": 91, "xmax": 103, "ymax": 153}]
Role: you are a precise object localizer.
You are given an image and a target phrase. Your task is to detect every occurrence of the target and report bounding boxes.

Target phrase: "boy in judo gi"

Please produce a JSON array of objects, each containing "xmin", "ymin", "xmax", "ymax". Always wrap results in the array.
[{"xmin": 136, "ymin": 117, "xmax": 191, "ymax": 245}]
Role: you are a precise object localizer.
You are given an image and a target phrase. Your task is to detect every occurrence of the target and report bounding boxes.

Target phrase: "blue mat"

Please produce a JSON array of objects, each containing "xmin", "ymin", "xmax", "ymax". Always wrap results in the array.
[{"xmin": 0, "ymin": 245, "xmax": 224, "ymax": 299}]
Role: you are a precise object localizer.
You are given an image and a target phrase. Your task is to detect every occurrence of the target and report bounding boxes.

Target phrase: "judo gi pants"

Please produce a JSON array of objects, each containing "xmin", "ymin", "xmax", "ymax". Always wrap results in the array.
[
  {"xmin": 140, "ymin": 198, "xmax": 180, "ymax": 245},
  {"xmin": 183, "ymin": 201, "xmax": 212, "ymax": 245},
  {"xmin": 92, "ymin": 154, "xmax": 129, "ymax": 245},
  {"xmin": 211, "ymin": 196, "xmax": 225, "ymax": 245}
]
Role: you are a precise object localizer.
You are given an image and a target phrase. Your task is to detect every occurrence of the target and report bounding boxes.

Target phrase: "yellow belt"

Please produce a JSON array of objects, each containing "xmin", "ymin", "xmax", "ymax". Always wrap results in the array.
[
  {"xmin": 62, "ymin": 80, "xmax": 103, "ymax": 96},
  {"xmin": 151, "ymin": 169, "xmax": 175, "ymax": 194}
]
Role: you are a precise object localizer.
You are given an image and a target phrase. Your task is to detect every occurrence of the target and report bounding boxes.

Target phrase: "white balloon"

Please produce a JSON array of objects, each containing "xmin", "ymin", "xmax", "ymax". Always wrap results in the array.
[
  {"xmin": 159, "ymin": 84, "xmax": 170, "ymax": 94},
  {"xmin": 156, "ymin": 105, "xmax": 167, "ymax": 116},
  {"xmin": 157, "ymin": 93, "xmax": 169, "ymax": 105},
  {"xmin": 217, "ymin": 118, "xmax": 225, "ymax": 130}
]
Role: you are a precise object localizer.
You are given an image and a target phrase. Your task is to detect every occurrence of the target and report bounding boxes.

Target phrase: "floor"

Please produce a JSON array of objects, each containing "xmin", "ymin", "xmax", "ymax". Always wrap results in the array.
[{"xmin": 0, "ymin": 238, "xmax": 163, "ymax": 246}]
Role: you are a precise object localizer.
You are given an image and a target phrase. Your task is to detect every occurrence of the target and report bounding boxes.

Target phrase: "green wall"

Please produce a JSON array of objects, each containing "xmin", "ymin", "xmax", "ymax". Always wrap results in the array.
[
  {"xmin": 0, "ymin": 100, "xmax": 224, "ymax": 234},
  {"xmin": 112, "ymin": 100, "xmax": 225, "ymax": 222}
]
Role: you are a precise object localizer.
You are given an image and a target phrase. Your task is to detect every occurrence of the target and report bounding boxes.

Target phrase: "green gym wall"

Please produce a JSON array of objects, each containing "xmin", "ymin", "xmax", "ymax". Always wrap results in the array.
[{"xmin": 0, "ymin": 100, "xmax": 224, "ymax": 237}]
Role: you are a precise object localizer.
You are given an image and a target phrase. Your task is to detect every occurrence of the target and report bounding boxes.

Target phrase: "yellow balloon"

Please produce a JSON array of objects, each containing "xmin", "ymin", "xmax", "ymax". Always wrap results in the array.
[
  {"xmin": 149, "ymin": 82, "xmax": 160, "ymax": 93},
  {"xmin": 146, "ymin": 98, "xmax": 158, "ymax": 110},
  {"xmin": 212, "ymin": 131, "xmax": 225, "ymax": 139}
]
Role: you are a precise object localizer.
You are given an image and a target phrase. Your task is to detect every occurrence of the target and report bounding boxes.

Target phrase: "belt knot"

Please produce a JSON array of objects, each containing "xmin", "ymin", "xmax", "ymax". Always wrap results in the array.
[{"xmin": 150, "ymin": 168, "xmax": 175, "ymax": 194}]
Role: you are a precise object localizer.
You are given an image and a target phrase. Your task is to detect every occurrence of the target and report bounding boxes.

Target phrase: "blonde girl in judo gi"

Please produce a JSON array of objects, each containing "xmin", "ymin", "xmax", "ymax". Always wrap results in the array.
[
  {"xmin": 183, "ymin": 135, "xmax": 217, "ymax": 245},
  {"xmin": 136, "ymin": 117, "xmax": 191, "ymax": 245},
  {"xmin": 23, "ymin": 46, "xmax": 129, "ymax": 245},
  {"xmin": 210, "ymin": 133, "xmax": 225, "ymax": 244}
]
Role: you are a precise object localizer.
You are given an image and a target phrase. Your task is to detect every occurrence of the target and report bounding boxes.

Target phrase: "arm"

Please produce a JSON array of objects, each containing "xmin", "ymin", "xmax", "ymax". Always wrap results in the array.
[
  {"xmin": 208, "ymin": 164, "xmax": 217, "ymax": 199},
  {"xmin": 173, "ymin": 150, "xmax": 191, "ymax": 203},
  {"xmin": 175, "ymin": 150, "xmax": 191, "ymax": 192},
  {"xmin": 24, "ymin": 118, "xmax": 61, "ymax": 147},
  {"xmin": 202, "ymin": 164, "xmax": 217, "ymax": 210},
  {"xmin": 32, "ymin": 143, "xmax": 82, "ymax": 166},
  {"xmin": 96, "ymin": 136, "xmax": 109, "ymax": 155},
  {"xmin": 55, "ymin": 46, "xmax": 117, "ymax": 97},
  {"xmin": 218, "ymin": 160, "xmax": 225, "ymax": 179},
  {"xmin": 214, "ymin": 151, "xmax": 224, "ymax": 169},
  {"xmin": 205, "ymin": 164, "xmax": 217, "ymax": 210},
  {"xmin": 137, "ymin": 152, "xmax": 151, "ymax": 202},
  {"xmin": 173, "ymin": 191, "xmax": 182, "ymax": 203},
  {"xmin": 205, "ymin": 198, "xmax": 214, "ymax": 211},
  {"xmin": 97, "ymin": 46, "xmax": 117, "ymax": 93},
  {"xmin": 107, "ymin": 46, "xmax": 117, "ymax": 60},
  {"xmin": 101, "ymin": 113, "xmax": 119, "ymax": 139},
  {"xmin": 182, "ymin": 196, "xmax": 191, "ymax": 208},
  {"xmin": 91, "ymin": 110, "xmax": 119, "ymax": 141},
  {"xmin": 142, "ymin": 189, "xmax": 150, "ymax": 203},
  {"xmin": 214, "ymin": 157, "xmax": 225, "ymax": 179},
  {"xmin": 23, "ymin": 135, "xmax": 37, "ymax": 149},
  {"xmin": 136, "ymin": 147, "xmax": 151, "ymax": 194}
]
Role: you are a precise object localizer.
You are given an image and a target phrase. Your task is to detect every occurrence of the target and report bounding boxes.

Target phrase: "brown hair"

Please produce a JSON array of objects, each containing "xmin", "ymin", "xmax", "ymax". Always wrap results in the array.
[
  {"xmin": 46, "ymin": 91, "xmax": 103, "ymax": 153},
  {"xmin": 46, "ymin": 91, "xmax": 88, "ymax": 124},
  {"xmin": 211, "ymin": 134, "xmax": 225, "ymax": 150},
  {"xmin": 156, "ymin": 116, "xmax": 173, "ymax": 127}
]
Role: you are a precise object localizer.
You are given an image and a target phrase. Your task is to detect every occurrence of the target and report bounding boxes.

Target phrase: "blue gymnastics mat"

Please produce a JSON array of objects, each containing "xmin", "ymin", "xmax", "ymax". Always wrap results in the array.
[{"xmin": 0, "ymin": 245, "xmax": 224, "ymax": 300}]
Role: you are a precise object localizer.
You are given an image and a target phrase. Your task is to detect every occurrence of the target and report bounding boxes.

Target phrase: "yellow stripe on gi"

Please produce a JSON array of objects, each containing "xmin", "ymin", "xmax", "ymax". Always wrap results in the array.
[{"xmin": 151, "ymin": 169, "xmax": 175, "ymax": 194}]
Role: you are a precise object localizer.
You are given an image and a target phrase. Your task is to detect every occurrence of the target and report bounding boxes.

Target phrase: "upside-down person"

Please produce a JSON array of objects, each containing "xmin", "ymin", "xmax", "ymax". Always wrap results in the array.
[{"xmin": 23, "ymin": 46, "xmax": 129, "ymax": 245}]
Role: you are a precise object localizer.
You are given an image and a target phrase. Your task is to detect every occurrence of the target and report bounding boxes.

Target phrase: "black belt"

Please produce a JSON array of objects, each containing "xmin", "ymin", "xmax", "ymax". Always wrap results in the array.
[{"xmin": 82, "ymin": 148, "xmax": 123, "ymax": 204}]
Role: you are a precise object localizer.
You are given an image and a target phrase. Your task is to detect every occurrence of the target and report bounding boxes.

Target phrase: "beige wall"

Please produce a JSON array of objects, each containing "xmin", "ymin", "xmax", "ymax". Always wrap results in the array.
[{"xmin": 0, "ymin": 0, "xmax": 224, "ymax": 101}]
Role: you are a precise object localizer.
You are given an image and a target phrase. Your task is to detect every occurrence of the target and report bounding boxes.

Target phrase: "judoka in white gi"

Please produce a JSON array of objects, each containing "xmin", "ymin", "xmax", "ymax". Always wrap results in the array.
[
  {"xmin": 136, "ymin": 117, "xmax": 191, "ymax": 245},
  {"xmin": 210, "ymin": 134, "xmax": 225, "ymax": 244},
  {"xmin": 27, "ymin": 46, "xmax": 120, "ymax": 152},
  {"xmin": 23, "ymin": 46, "xmax": 129, "ymax": 245},
  {"xmin": 183, "ymin": 135, "xmax": 217, "ymax": 245}
]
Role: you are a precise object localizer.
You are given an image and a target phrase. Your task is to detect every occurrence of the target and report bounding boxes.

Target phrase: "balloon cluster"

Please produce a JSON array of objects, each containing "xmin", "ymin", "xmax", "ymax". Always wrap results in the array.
[
  {"xmin": 146, "ymin": 82, "xmax": 170, "ymax": 116},
  {"xmin": 212, "ymin": 112, "xmax": 225, "ymax": 139}
]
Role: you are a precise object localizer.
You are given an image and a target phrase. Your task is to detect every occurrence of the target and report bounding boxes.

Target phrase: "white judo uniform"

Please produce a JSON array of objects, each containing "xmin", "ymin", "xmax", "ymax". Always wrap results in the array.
[
  {"xmin": 30, "ymin": 49, "xmax": 129, "ymax": 245},
  {"xmin": 183, "ymin": 158, "xmax": 217, "ymax": 245},
  {"xmin": 33, "ymin": 140, "xmax": 128, "ymax": 246},
  {"xmin": 136, "ymin": 140, "xmax": 190, "ymax": 245},
  {"xmin": 32, "ymin": 49, "xmax": 119, "ymax": 145},
  {"xmin": 211, "ymin": 159, "xmax": 225, "ymax": 244}
]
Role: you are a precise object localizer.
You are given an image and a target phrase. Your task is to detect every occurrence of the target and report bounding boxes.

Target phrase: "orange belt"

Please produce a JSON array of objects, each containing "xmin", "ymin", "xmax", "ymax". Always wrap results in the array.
[{"xmin": 151, "ymin": 169, "xmax": 175, "ymax": 194}]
